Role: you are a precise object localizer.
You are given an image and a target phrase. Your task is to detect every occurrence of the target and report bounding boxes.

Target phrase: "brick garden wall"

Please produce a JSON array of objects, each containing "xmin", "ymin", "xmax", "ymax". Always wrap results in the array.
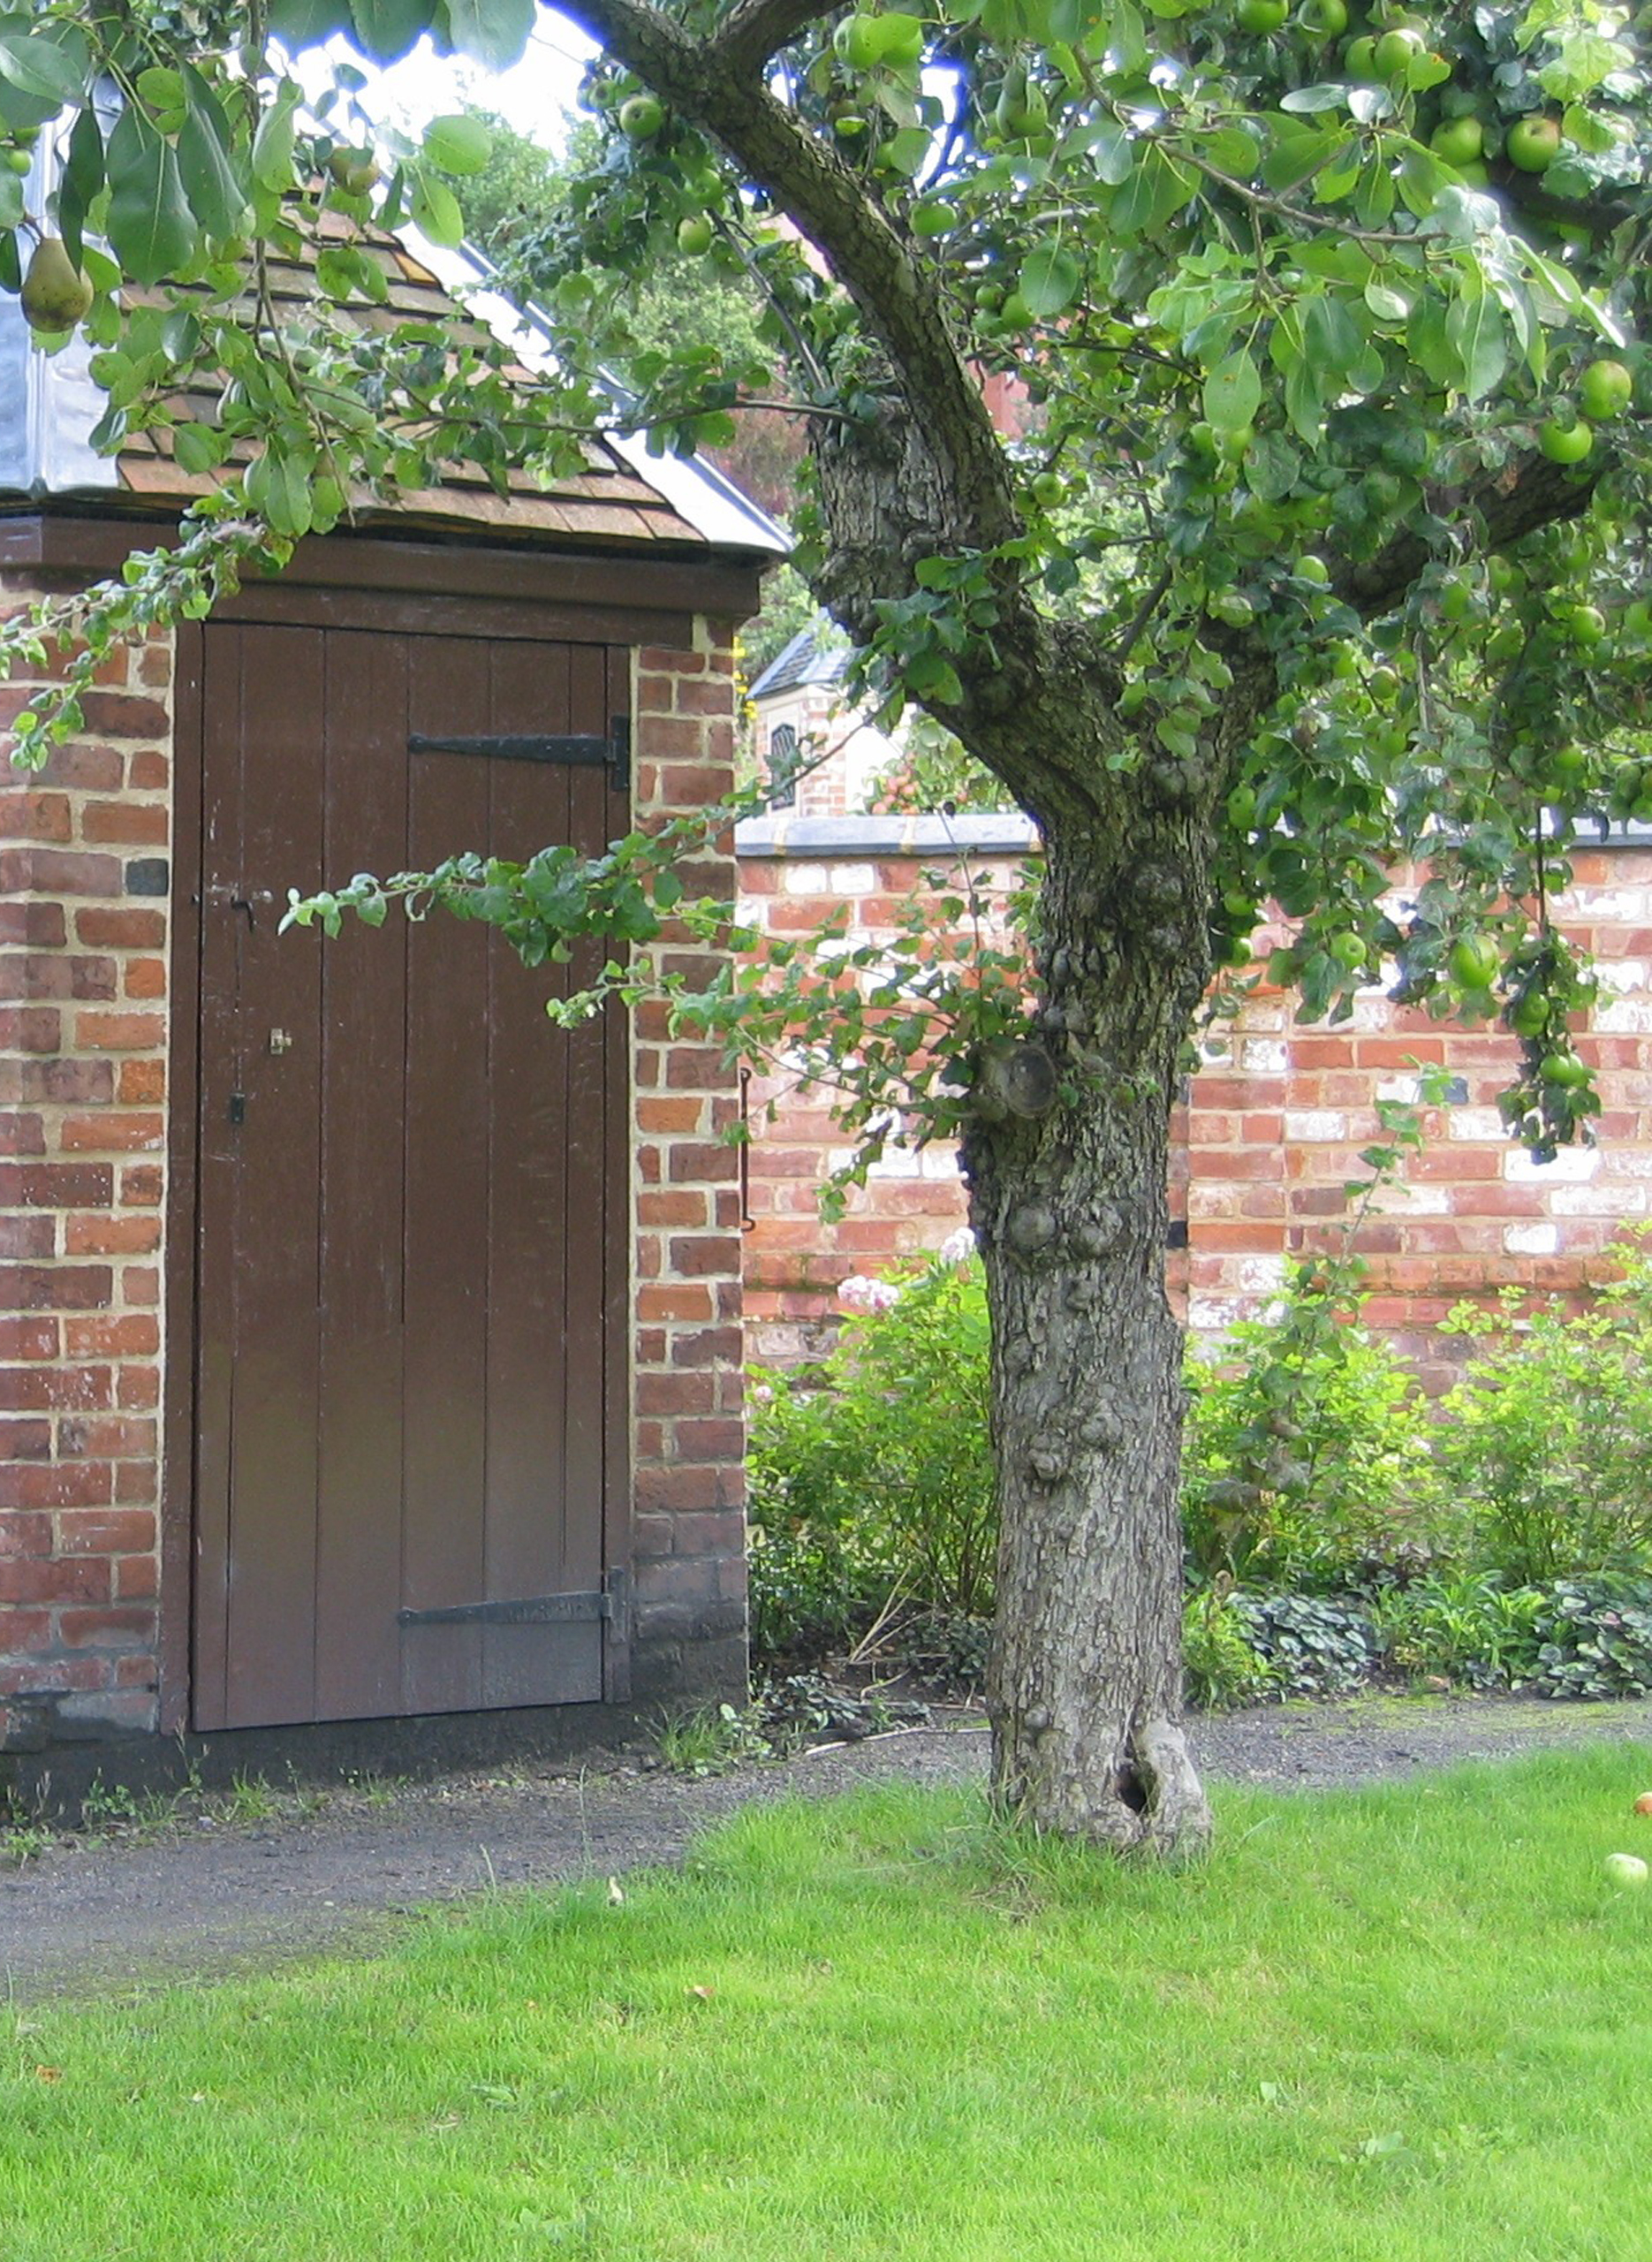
[
  {"xmin": 735, "ymin": 815, "xmax": 1652, "ymax": 1386},
  {"xmin": 0, "ymin": 613, "xmax": 173, "ymax": 1751}
]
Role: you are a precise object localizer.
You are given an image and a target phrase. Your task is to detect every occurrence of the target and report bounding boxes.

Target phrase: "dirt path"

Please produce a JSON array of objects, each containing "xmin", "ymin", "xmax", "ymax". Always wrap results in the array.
[{"xmin": 4, "ymin": 1694, "xmax": 1650, "ymax": 1998}]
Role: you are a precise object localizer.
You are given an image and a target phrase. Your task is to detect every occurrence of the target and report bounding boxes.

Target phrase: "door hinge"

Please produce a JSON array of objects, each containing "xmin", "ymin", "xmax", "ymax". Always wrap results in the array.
[
  {"xmin": 399, "ymin": 1567, "xmax": 628, "ymax": 1639},
  {"xmin": 409, "ymin": 717, "xmax": 631, "ymax": 793}
]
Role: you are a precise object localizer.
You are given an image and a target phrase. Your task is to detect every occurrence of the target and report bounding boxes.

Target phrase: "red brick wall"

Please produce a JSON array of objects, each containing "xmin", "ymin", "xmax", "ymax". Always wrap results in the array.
[
  {"xmin": 0, "ymin": 611, "xmax": 749, "ymax": 1757},
  {"xmin": 0, "ymin": 619, "xmax": 172, "ymax": 1750},
  {"xmin": 626, "ymin": 626, "xmax": 748, "ymax": 1700},
  {"xmin": 735, "ymin": 819, "xmax": 1652, "ymax": 1385}
]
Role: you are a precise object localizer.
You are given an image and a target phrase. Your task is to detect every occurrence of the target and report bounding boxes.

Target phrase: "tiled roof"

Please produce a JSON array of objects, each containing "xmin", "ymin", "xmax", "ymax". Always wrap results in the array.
[
  {"xmin": 746, "ymin": 627, "xmax": 852, "ymax": 700},
  {"xmin": 0, "ymin": 147, "xmax": 787, "ymax": 561}
]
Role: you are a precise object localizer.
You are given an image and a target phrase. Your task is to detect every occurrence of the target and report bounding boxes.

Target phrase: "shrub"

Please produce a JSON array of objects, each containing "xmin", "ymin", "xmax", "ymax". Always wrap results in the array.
[
  {"xmin": 1182, "ymin": 1587, "xmax": 1279, "ymax": 1710},
  {"xmin": 1184, "ymin": 1255, "xmax": 1446, "ymax": 1593},
  {"xmin": 1228, "ymin": 1591, "xmax": 1381, "ymax": 1697},
  {"xmin": 1437, "ymin": 1239, "xmax": 1652, "ymax": 1585},
  {"xmin": 746, "ymin": 1240, "xmax": 997, "ymax": 1655},
  {"xmin": 1526, "ymin": 1575, "xmax": 1652, "ymax": 1700},
  {"xmin": 1373, "ymin": 1572, "xmax": 1548, "ymax": 1689}
]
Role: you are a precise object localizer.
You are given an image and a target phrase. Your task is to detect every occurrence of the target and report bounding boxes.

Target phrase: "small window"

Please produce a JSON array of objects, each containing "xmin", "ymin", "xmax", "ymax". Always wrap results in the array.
[{"xmin": 768, "ymin": 722, "xmax": 799, "ymax": 810}]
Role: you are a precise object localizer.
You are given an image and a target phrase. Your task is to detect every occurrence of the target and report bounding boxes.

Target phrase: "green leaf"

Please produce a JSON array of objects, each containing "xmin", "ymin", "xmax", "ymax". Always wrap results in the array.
[
  {"xmin": 1444, "ymin": 282, "xmax": 1506, "ymax": 403},
  {"xmin": 1279, "ymin": 83, "xmax": 1350, "ymax": 113},
  {"xmin": 1202, "ymin": 346, "xmax": 1261, "ymax": 432},
  {"xmin": 269, "ymin": 0, "xmax": 358, "ymax": 41},
  {"xmin": 1303, "ymin": 292, "xmax": 1361, "ymax": 376},
  {"xmin": 1084, "ymin": 120, "xmax": 1135, "ymax": 184},
  {"xmin": 445, "ymin": 0, "xmax": 536, "ymax": 70},
  {"xmin": 57, "ymin": 102, "xmax": 103, "ymax": 272},
  {"xmin": 0, "ymin": 28, "xmax": 87, "ymax": 105},
  {"xmin": 1018, "ymin": 245, "xmax": 1081, "ymax": 319},
  {"xmin": 252, "ymin": 80, "xmax": 303, "ymax": 192},
  {"xmin": 347, "ymin": 0, "xmax": 436, "ymax": 62},
  {"xmin": 422, "ymin": 112, "xmax": 492, "ymax": 176},
  {"xmin": 171, "ymin": 422, "xmax": 224, "ymax": 476},
  {"xmin": 106, "ymin": 108, "xmax": 197, "ymax": 286},
  {"xmin": 883, "ymin": 125, "xmax": 934, "ymax": 175},
  {"xmin": 1364, "ymin": 277, "xmax": 1412, "ymax": 323},
  {"xmin": 178, "ymin": 73, "xmax": 249, "ymax": 242},
  {"xmin": 409, "ymin": 171, "xmax": 464, "ymax": 247}
]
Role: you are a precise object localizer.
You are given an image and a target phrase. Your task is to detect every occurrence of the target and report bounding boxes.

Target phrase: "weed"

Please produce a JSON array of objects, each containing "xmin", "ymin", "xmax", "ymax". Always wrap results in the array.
[
  {"xmin": 224, "ymin": 1773, "xmax": 278, "ymax": 1826},
  {"xmin": 80, "ymin": 1777, "xmax": 141, "ymax": 1830},
  {"xmin": 656, "ymin": 1702, "xmax": 774, "ymax": 1777},
  {"xmin": 0, "ymin": 1820, "xmax": 54, "ymax": 1866}
]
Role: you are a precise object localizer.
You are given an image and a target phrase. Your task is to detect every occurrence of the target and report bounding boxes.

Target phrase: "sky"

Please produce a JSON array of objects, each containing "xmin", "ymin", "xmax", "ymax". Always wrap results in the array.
[{"xmin": 299, "ymin": 14, "xmax": 594, "ymax": 148}]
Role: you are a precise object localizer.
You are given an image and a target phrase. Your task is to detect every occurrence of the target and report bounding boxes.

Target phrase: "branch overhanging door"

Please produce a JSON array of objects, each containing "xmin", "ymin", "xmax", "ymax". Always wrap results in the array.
[{"xmin": 192, "ymin": 622, "xmax": 630, "ymax": 1731}]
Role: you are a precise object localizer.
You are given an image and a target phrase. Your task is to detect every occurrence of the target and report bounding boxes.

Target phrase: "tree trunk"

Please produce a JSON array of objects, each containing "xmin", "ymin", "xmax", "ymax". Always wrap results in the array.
[{"xmin": 964, "ymin": 815, "xmax": 1216, "ymax": 1856}]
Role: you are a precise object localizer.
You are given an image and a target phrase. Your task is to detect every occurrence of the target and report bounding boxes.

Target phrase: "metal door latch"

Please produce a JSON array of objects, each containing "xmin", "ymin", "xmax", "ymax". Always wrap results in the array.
[{"xmin": 268, "ymin": 1029, "xmax": 292, "ymax": 1056}]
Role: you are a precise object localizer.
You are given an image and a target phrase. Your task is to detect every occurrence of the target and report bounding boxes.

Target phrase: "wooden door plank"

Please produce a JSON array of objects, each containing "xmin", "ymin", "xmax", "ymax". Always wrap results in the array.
[
  {"xmin": 221, "ymin": 623, "xmax": 327, "ymax": 1727},
  {"xmin": 479, "ymin": 639, "xmax": 589, "ymax": 1705},
  {"xmin": 601, "ymin": 645, "xmax": 634, "ymax": 1700},
  {"xmin": 313, "ymin": 629, "xmax": 411, "ymax": 1720},
  {"xmin": 561, "ymin": 643, "xmax": 616, "ymax": 1606},
  {"xmin": 190, "ymin": 626, "xmax": 246, "ymax": 1731},
  {"xmin": 400, "ymin": 635, "xmax": 493, "ymax": 1715}
]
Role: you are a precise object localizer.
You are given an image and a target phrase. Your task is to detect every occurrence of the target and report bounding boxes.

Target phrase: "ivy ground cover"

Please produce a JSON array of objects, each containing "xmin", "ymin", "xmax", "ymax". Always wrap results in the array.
[{"xmin": 4, "ymin": 1748, "xmax": 1652, "ymax": 2260}]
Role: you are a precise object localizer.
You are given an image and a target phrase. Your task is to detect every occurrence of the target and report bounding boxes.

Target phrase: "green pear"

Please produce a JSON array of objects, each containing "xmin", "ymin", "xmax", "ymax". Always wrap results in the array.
[{"xmin": 20, "ymin": 236, "xmax": 93, "ymax": 331}]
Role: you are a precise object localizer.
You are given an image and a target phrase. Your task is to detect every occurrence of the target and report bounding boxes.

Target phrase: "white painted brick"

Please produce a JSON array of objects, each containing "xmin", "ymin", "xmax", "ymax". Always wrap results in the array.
[
  {"xmin": 1550, "ymin": 1185, "xmax": 1648, "ymax": 1218},
  {"xmin": 1188, "ymin": 1295, "xmax": 1243, "ymax": 1331},
  {"xmin": 920, "ymin": 1146, "xmax": 963, "ymax": 1180},
  {"xmin": 781, "ymin": 861, "xmax": 830, "ymax": 893},
  {"xmin": 1375, "ymin": 1074, "xmax": 1421, "ymax": 1104},
  {"xmin": 827, "ymin": 862, "xmax": 878, "ymax": 894},
  {"xmin": 867, "ymin": 1146, "xmax": 923, "ymax": 1179},
  {"xmin": 1238, "ymin": 1255, "xmax": 1288, "ymax": 1294},
  {"xmin": 1594, "ymin": 997, "xmax": 1652, "ymax": 1034},
  {"xmin": 1368, "ymin": 1182, "xmax": 1451, "ymax": 1215},
  {"xmin": 1595, "ymin": 959, "xmax": 1648, "ymax": 994},
  {"xmin": 1284, "ymin": 1109, "xmax": 1347, "ymax": 1142},
  {"xmin": 1504, "ymin": 1222, "xmax": 1559, "ymax": 1255},
  {"xmin": 1504, "ymin": 1145, "xmax": 1599, "ymax": 1183},
  {"xmin": 1551, "ymin": 888, "xmax": 1650, "ymax": 922},
  {"xmin": 1448, "ymin": 1108, "xmax": 1506, "ymax": 1142},
  {"xmin": 1241, "ymin": 1039, "xmax": 1288, "ymax": 1074}
]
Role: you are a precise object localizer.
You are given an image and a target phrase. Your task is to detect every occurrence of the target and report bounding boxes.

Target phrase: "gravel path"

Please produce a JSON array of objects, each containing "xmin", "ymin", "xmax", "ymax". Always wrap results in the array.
[{"xmin": 4, "ymin": 1693, "xmax": 1649, "ymax": 1998}]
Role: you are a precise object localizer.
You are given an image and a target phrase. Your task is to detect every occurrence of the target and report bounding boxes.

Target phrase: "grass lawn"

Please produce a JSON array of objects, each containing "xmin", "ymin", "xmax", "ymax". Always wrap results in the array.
[{"xmin": 4, "ymin": 1745, "xmax": 1651, "ymax": 2261}]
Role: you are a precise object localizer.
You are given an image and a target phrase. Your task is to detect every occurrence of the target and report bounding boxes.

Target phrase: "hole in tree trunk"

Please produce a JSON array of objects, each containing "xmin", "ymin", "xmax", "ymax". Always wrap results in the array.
[{"xmin": 1114, "ymin": 1764, "xmax": 1149, "ymax": 1814}]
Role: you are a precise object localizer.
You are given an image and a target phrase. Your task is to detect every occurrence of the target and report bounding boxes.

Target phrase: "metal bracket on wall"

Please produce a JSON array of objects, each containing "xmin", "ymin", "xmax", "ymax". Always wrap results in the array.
[
  {"xmin": 409, "ymin": 717, "xmax": 631, "ymax": 793},
  {"xmin": 398, "ymin": 1568, "xmax": 629, "ymax": 1642}
]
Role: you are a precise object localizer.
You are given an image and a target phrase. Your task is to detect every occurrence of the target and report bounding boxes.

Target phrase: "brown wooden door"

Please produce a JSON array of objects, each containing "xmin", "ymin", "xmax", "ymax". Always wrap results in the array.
[{"xmin": 190, "ymin": 622, "xmax": 631, "ymax": 1731}]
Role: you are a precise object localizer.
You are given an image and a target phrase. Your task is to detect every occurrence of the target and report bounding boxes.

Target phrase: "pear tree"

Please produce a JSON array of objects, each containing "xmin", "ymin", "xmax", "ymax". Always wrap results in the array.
[{"xmin": 7, "ymin": 0, "xmax": 1652, "ymax": 1851}]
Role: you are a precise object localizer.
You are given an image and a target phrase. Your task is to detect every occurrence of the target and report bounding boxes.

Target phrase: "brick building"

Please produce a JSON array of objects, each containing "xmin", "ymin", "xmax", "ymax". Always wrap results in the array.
[{"xmin": 0, "ymin": 227, "xmax": 782, "ymax": 1785}]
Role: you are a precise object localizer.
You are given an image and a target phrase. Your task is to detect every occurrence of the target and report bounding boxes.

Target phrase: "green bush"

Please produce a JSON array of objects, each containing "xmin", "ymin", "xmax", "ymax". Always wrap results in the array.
[
  {"xmin": 1183, "ymin": 1256, "xmax": 1446, "ymax": 1593},
  {"xmin": 1182, "ymin": 1587, "xmax": 1279, "ymax": 1710},
  {"xmin": 746, "ymin": 1243, "xmax": 997, "ymax": 1656},
  {"xmin": 1228, "ymin": 1591, "xmax": 1381, "ymax": 1697},
  {"xmin": 1527, "ymin": 1575, "xmax": 1652, "ymax": 1699},
  {"xmin": 1437, "ymin": 1241, "xmax": 1652, "ymax": 1585},
  {"xmin": 1373, "ymin": 1572, "xmax": 1549, "ymax": 1689}
]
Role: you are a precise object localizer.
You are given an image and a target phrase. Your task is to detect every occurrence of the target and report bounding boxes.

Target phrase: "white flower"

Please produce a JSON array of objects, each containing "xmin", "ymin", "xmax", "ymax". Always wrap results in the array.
[
  {"xmin": 839, "ymin": 1273, "xmax": 903, "ymax": 1313},
  {"xmin": 938, "ymin": 1226, "xmax": 977, "ymax": 1268}
]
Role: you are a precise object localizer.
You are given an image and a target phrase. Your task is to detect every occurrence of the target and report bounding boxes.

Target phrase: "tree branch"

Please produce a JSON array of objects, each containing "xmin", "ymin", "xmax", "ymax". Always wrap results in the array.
[
  {"xmin": 556, "ymin": 0, "xmax": 1022, "ymax": 555},
  {"xmin": 711, "ymin": 0, "xmax": 834, "ymax": 77},
  {"xmin": 1341, "ymin": 452, "xmax": 1598, "ymax": 615}
]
